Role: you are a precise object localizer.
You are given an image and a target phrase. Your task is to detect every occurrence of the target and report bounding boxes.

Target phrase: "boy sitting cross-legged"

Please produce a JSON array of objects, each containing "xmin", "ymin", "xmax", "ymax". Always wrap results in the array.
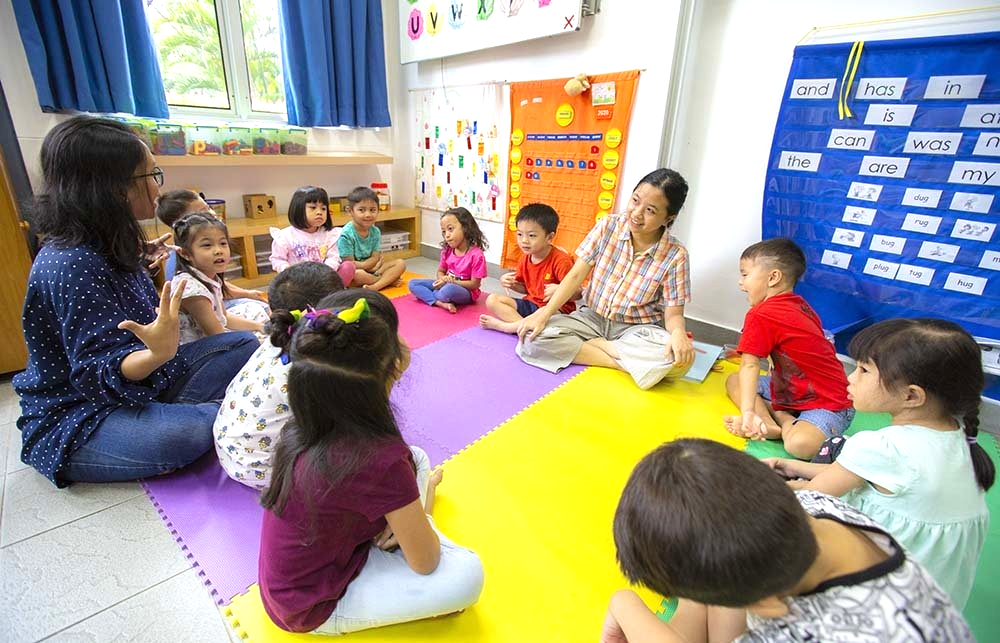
[
  {"xmin": 724, "ymin": 238, "xmax": 853, "ymax": 460},
  {"xmin": 479, "ymin": 203, "xmax": 579, "ymax": 334}
]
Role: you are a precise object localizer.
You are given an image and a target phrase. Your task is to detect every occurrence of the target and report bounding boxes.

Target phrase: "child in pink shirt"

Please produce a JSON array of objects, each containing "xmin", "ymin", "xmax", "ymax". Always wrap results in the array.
[{"xmin": 408, "ymin": 207, "xmax": 488, "ymax": 313}]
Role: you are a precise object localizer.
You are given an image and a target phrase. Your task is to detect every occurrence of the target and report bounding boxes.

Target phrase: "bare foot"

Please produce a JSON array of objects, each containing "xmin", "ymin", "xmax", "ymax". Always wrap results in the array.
[
  {"xmin": 392, "ymin": 278, "xmax": 404, "ymax": 288},
  {"xmin": 434, "ymin": 301, "xmax": 458, "ymax": 314},
  {"xmin": 723, "ymin": 415, "xmax": 742, "ymax": 437},
  {"xmin": 479, "ymin": 314, "xmax": 518, "ymax": 333}
]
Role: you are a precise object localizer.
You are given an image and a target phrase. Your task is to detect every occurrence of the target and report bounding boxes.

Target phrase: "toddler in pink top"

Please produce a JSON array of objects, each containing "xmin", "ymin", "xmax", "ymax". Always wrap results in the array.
[
  {"xmin": 408, "ymin": 207, "xmax": 488, "ymax": 313},
  {"xmin": 270, "ymin": 186, "xmax": 355, "ymax": 286}
]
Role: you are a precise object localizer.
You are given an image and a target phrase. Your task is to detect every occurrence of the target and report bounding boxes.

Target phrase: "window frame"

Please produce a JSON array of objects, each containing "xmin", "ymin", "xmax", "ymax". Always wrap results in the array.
[{"xmin": 157, "ymin": 0, "xmax": 287, "ymax": 123}]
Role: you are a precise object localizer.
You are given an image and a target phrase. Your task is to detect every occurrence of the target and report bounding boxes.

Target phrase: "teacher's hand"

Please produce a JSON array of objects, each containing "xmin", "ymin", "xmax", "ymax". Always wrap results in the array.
[
  {"xmin": 517, "ymin": 308, "xmax": 552, "ymax": 342},
  {"xmin": 666, "ymin": 329, "xmax": 694, "ymax": 369},
  {"xmin": 119, "ymin": 280, "xmax": 186, "ymax": 361}
]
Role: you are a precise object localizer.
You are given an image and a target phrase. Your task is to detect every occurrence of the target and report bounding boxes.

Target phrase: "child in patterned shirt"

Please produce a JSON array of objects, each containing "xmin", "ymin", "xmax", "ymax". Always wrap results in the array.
[
  {"xmin": 213, "ymin": 262, "xmax": 344, "ymax": 488},
  {"xmin": 601, "ymin": 439, "xmax": 971, "ymax": 642}
]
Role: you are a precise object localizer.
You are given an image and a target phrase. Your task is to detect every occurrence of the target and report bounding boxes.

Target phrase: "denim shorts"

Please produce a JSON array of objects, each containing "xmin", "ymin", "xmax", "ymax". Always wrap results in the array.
[
  {"xmin": 515, "ymin": 298, "xmax": 539, "ymax": 317},
  {"xmin": 757, "ymin": 375, "xmax": 854, "ymax": 439}
]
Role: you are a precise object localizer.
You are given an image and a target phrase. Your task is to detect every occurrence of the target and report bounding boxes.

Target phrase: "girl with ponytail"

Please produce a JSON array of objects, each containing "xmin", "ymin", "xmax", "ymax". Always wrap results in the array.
[
  {"xmin": 765, "ymin": 318, "xmax": 993, "ymax": 609},
  {"xmin": 257, "ymin": 289, "xmax": 483, "ymax": 635}
]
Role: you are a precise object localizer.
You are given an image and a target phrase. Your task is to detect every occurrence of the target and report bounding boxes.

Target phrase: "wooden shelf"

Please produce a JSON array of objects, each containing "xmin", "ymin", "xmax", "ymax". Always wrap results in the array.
[
  {"xmin": 154, "ymin": 151, "xmax": 393, "ymax": 167},
  {"xmin": 142, "ymin": 208, "xmax": 422, "ymax": 288}
]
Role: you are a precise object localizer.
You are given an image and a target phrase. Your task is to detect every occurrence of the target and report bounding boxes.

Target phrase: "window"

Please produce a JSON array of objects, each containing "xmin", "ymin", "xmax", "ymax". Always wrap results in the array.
[{"xmin": 145, "ymin": 0, "xmax": 286, "ymax": 120}]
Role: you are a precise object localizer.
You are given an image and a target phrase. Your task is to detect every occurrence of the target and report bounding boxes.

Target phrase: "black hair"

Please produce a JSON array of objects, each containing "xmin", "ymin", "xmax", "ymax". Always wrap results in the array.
[
  {"xmin": 614, "ymin": 439, "xmax": 818, "ymax": 607},
  {"xmin": 347, "ymin": 186, "xmax": 379, "ymax": 210},
  {"xmin": 288, "ymin": 186, "xmax": 331, "ymax": 231},
  {"xmin": 266, "ymin": 263, "xmax": 346, "ymax": 352},
  {"xmin": 156, "ymin": 189, "xmax": 202, "ymax": 227},
  {"xmin": 740, "ymin": 237, "xmax": 807, "ymax": 285},
  {"xmin": 32, "ymin": 115, "xmax": 149, "ymax": 272},
  {"xmin": 516, "ymin": 203, "xmax": 560, "ymax": 235},
  {"xmin": 441, "ymin": 207, "xmax": 489, "ymax": 251},
  {"xmin": 172, "ymin": 212, "xmax": 232, "ymax": 297},
  {"xmin": 849, "ymin": 318, "xmax": 994, "ymax": 491},
  {"xmin": 633, "ymin": 168, "xmax": 689, "ymax": 228},
  {"xmin": 261, "ymin": 289, "xmax": 406, "ymax": 516}
]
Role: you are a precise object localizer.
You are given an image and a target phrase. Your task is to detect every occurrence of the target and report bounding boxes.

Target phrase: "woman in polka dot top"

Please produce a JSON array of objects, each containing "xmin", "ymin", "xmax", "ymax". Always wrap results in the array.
[{"xmin": 12, "ymin": 116, "xmax": 258, "ymax": 487}]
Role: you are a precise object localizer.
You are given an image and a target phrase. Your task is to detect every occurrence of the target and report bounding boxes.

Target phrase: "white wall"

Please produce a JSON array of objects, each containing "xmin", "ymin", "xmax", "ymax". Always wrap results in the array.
[
  {"xmin": 389, "ymin": 1, "xmax": 687, "ymax": 265},
  {"xmin": 667, "ymin": 0, "xmax": 1000, "ymax": 331}
]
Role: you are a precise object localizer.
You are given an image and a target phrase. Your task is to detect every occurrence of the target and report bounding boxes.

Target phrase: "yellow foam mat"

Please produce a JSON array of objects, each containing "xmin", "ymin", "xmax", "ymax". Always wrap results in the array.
[
  {"xmin": 379, "ymin": 271, "xmax": 423, "ymax": 300},
  {"xmin": 224, "ymin": 365, "xmax": 744, "ymax": 641}
]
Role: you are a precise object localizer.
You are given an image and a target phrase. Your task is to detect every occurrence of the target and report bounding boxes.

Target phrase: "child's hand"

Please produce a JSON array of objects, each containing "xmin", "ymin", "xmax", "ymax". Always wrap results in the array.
[
  {"xmin": 499, "ymin": 272, "xmax": 518, "ymax": 289},
  {"xmin": 542, "ymin": 283, "xmax": 559, "ymax": 302},
  {"xmin": 142, "ymin": 233, "xmax": 178, "ymax": 269},
  {"xmin": 723, "ymin": 411, "xmax": 767, "ymax": 440},
  {"xmin": 373, "ymin": 524, "xmax": 399, "ymax": 551},
  {"xmin": 432, "ymin": 276, "xmax": 453, "ymax": 289},
  {"xmin": 763, "ymin": 457, "xmax": 796, "ymax": 479},
  {"xmin": 118, "ymin": 280, "xmax": 186, "ymax": 359}
]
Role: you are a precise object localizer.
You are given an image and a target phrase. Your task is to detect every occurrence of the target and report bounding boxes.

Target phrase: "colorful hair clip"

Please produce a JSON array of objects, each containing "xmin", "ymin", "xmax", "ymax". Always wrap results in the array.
[{"xmin": 335, "ymin": 298, "xmax": 370, "ymax": 324}]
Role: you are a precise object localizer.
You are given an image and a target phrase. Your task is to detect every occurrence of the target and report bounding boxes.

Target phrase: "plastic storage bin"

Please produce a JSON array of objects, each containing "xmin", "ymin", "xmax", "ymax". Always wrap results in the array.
[
  {"xmin": 151, "ymin": 121, "xmax": 186, "ymax": 155},
  {"xmin": 380, "ymin": 228, "xmax": 410, "ymax": 252},
  {"xmin": 222, "ymin": 125, "xmax": 253, "ymax": 155},
  {"xmin": 185, "ymin": 124, "xmax": 222, "ymax": 155},
  {"xmin": 281, "ymin": 127, "xmax": 308, "ymax": 155},
  {"xmin": 253, "ymin": 127, "xmax": 282, "ymax": 155}
]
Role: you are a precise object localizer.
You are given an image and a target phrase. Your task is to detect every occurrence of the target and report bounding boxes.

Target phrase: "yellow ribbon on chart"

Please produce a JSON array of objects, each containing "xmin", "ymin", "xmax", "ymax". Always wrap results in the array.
[{"xmin": 838, "ymin": 41, "xmax": 864, "ymax": 120}]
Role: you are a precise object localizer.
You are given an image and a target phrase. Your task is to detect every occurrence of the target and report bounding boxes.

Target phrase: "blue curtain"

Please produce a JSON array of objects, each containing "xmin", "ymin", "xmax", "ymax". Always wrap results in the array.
[
  {"xmin": 12, "ymin": 0, "xmax": 168, "ymax": 118},
  {"xmin": 278, "ymin": 0, "xmax": 391, "ymax": 128}
]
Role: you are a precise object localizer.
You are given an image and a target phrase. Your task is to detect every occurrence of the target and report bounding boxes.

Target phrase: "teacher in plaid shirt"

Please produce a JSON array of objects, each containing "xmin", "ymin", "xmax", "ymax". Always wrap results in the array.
[{"xmin": 516, "ymin": 168, "xmax": 694, "ymax": 390}]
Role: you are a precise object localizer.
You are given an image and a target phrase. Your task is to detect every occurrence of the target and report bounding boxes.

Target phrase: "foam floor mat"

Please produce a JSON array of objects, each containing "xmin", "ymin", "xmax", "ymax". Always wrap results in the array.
[
  {"xmin": 222, "ymin": 366, "xmax": 743, "ymax": 641},
  {"xmin": 142, "ymin": 327, "xmax": 581, "ymax": 605}
]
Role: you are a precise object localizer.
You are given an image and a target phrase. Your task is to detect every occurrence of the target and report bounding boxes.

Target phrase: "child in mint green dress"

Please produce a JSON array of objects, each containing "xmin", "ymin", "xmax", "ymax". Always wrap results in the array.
[{"xmin": 765, "ymin": 318, "xmax": 993, "ymax": 609}]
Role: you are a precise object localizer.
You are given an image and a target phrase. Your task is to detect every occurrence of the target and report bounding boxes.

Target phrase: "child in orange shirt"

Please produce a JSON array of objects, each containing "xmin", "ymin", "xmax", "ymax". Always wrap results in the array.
[{"xmin": 480, "ymin": 203, "xmax": 578, "ymax": 334}]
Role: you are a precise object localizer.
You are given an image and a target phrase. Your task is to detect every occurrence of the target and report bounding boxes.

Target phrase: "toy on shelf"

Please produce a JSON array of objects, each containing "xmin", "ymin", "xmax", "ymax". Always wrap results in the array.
[
  {"xmin": 222, "ymin": 125, "xmax": 254, "ymax": 155},
  {"xmin": 111, "ymin": 115, "xmax": 155, "ymax": 148},
  {"xmin": 186, "ymin": 124, "xmax": 222, "ymax": 155},
  {"xmin": 205, "ymin": 199, "xmax": 226, "ymax": 220},
  {"xmin": 371, "ymin": 182, "xmax": 391, "ymax": 211},
  {"xmin": 252, "ymin": 127, "xmax": 282, "ymax": 155},
  {"xmin": 280, "ymin": 127, "xmax": 308, "ymax": 155},
  {"xmin": 243, "ymin": 194, "xmax": 276, "ymax": 219},
  {"xmin": 151, "ymin": 122, "xmax": 186, "ymax": 156}
]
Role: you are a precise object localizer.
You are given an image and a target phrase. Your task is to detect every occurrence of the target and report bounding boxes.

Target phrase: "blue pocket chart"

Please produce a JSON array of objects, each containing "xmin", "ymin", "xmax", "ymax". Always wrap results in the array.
[{"xmin": 763, "ymin": 31, "xmax": 999, "ymax": 342}]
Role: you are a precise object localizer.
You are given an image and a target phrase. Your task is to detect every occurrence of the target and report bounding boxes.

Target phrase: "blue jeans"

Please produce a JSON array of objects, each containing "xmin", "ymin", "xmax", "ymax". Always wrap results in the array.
[
  {"xmin": 408, "ymin": 280, "xmax": 473, "ymax": 307},
  {"xmin": 63, "ymin": 332, "xmax": 258, "ymax": 483}
]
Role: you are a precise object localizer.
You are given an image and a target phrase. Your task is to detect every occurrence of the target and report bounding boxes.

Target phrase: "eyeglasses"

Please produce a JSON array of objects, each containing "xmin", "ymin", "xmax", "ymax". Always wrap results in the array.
[{"xmin": 134, "ymin": 166, "xmax": 164, "ymax": 187}]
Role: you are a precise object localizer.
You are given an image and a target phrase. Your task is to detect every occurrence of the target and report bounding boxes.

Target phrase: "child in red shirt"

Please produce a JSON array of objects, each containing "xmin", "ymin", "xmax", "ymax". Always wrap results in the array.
[
  {"xmin": 724, "ymin": 238, "xmax": 853, "ymax": 459},
  {"xmin": 480, "ymin": 203, "xmax": 578, "ymax": 334}
]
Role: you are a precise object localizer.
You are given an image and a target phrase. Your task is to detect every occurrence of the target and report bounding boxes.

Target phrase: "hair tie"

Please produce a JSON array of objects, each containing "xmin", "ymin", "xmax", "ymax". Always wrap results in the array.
[
  {"xmin": 335, "ymin": 298, "xmax": 370, "ymax": 324},
  {"xmin": 966, "ymin": 434, "xmax": 978, "ymax": 446},
  {"xmin": 286, "ymin": 299, "xmax": 369, "ymax": 336}
]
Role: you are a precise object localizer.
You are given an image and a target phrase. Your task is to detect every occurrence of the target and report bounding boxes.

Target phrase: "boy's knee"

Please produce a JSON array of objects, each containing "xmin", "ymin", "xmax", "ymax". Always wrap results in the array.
[{"xmin": 782, "ymin": 424, "xmax": 825, "ymax": 460}]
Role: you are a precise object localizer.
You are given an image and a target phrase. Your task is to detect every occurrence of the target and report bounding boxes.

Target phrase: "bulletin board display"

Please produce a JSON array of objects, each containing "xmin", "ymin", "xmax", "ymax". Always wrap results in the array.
[
  {"xmin": 763, "ymin": 31, "xmax": 1000, "ymax": 341},
  {"xmin": 399, "ymin": 0, "xmax": 583, "ymax": 64},
  {"xmin": 412, "ymin": 83, "xmax": 506, "ymax": 222},
  {"xmin": 501, "ymin": 70, "xmax": 639, "ymax": 269}
]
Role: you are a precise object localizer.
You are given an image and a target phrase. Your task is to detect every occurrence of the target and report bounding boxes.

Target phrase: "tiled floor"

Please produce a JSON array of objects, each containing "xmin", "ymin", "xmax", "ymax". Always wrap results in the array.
[{"xmin": 0, "ymin": 257, "xmax": 505, "ymax": 643}]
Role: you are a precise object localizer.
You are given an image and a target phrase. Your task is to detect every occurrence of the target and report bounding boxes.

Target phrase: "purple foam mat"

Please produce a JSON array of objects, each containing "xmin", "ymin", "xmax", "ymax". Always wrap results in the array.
[
  {"xmin": 392, "ymin": 326, "xmax": 584, "ymax": 458},
  {"xmin": 142, "ymin": 325, "xmax": 582, "ymax": 606}
]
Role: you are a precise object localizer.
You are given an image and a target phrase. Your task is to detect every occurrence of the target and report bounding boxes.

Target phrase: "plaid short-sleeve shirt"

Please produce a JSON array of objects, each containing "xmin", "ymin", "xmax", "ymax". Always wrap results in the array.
[{"xmin": 576, "ymin": 213, "xmax": 690, "ymax": 325}]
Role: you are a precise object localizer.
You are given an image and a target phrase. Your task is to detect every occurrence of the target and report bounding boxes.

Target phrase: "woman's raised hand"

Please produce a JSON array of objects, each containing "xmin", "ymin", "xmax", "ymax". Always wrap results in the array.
[{"xmin": 118, "ymin": 280, "xmax": 186, "ymax": 360}]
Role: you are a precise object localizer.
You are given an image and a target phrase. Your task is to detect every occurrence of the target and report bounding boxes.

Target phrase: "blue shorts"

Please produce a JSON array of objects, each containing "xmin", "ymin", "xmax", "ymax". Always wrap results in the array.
[
  {"xmin": 515, "ymin": 298, "xmax": 539, "ymax": 317},
  {"xmin": 756, "ymin": 375, "xmax": 854, "ymax": 439}
]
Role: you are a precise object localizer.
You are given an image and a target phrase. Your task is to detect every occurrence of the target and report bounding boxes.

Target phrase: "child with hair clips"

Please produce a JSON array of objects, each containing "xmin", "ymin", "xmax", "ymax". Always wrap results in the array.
[
  {"xmin": 765, "ymin": 318, "xmax": 993, "ymax": 609},
  {"xmin": 270, "ymin": 186, "xmax": 356, "ymax": 286},
  {"xmin": 602, "ymin": 439, "xmax": 972, "ymax": 643},
  {"xmin": 408, "ymin": 207, "xmax": 489, "ymax": 313},
  {"xmin": 337, "ymin": 186, "xmax": 407, "ymax": 291},
  {"xmin": 171, "ymin": 213, "xmax": 268, "ymax": 343},
  {"xmin": 517, "ymin": 168, "xmax": 695, "ymax": 390},
  {"xmin": 155, "ymin": 188, "xmax": 268, "ymax": 306},
  {"xmin": 214, "ymin": 262, "xmax": 345, "ymax": 488},
  {"xmin": 258, "ymin": 292, "xmax": 484, "ymax": 635},
  {"xmin": 724, "ymin": 238, "xmax": 854, "ymax": 459}
]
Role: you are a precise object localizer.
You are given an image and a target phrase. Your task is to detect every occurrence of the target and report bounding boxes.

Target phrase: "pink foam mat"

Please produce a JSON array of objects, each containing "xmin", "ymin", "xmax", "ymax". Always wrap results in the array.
[
  {"xmin": 142, "ymin": 325, "xmax": 582, "ymax": 605},
  {"xmin": 393, "ymin": 295, "xmax": 485, "ymax": 349}
]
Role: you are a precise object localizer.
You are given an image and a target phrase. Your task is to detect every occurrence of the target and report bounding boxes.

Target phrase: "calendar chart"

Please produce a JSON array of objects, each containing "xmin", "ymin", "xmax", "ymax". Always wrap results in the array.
[{"xmin": 763, "ymin": 31, "xmax": 999, "ymax": 342}]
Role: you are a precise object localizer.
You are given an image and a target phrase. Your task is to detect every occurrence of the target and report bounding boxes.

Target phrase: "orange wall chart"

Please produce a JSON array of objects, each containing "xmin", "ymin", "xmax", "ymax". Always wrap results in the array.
[{"xmin": 501, "ymin": 70, "xmax": 639, "ymax": 268}]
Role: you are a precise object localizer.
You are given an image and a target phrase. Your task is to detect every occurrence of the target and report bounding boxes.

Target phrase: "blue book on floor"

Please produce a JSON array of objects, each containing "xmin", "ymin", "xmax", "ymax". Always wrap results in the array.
[{"xmin": 682, "ymin": 341, "xmax": 723, "ymax": 383}]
